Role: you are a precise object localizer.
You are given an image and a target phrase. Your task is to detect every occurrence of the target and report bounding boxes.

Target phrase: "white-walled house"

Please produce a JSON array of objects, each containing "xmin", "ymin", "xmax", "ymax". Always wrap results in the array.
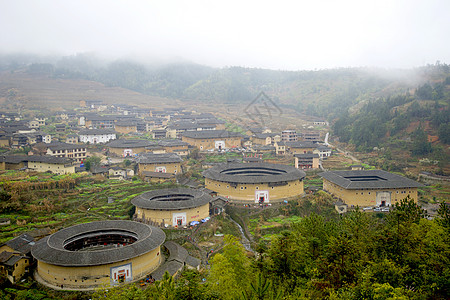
[
  {"xmin": 79, "ymin": 129, "xmax": 117, "ymax": 144},
  {"xmin": 314, "ymin": 145, "xmax": 332, "ymax": 159}
]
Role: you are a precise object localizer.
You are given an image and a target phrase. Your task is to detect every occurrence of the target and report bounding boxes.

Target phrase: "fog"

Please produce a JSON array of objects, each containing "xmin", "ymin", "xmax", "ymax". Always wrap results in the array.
[{"xmin": 1, "ymin": 0, "xmax": 449, "ymax": 70}]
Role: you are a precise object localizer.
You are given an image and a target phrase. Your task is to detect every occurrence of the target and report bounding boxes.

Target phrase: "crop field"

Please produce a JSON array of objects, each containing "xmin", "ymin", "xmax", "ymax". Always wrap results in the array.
[{"xmin": 0, "ymin": 171, "xmax": 176, "ymax": 243}]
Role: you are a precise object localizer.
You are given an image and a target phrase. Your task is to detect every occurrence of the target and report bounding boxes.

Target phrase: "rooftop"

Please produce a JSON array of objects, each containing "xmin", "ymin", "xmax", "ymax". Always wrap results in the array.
[
  {"xmin": 3, "ymin": 233, "xmax": 35, "ymax": 254},
  {"xmin": 106, "ymin": 139, "xmax": 153, "ymax": 148},
  {"xmin": 203, "ymin": 162, "xmax": 306, "ymax": 184},
  {"xmin": 31, "ymin": 220, "xmax": 165, "ymax": 266},
  {"xmin": 137, "ymin": 153, "xmax": 183, "ymax": 164},
  {"xmin": 131, "ymin": 188, "xmax": 212, "ymax": 210},
  {"xmin": 319, "ymin": 170, "xmax": 425, "ymax": 189},
  {"xmin": 79, "ymin": 129, "xmax": 116, "ymax": 135},
  {"xmin": 182, "ymin": 130, "xmax": 243, "ymax": 139}
]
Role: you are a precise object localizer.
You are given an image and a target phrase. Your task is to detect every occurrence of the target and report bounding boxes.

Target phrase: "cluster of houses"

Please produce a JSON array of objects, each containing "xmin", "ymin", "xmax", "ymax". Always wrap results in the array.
[{"xmin": 0, "ymin": 104, "xmax": 331, "ymax": 180}]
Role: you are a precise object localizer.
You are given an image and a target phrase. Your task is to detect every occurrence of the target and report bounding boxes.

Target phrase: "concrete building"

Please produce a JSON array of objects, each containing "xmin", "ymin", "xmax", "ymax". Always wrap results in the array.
[
  {"xmin": 32, "ymin": 220, "xmax": 165, "ymax": 290},
  {"xmin": 182, "ymin": 130, "xmax": 243, "ymax": 151},
  {"xmin": 132, "ymin": 188, "xmax": 212, "ymax": 227},
  {"xmin": 281, "ymin": 130, "xmax": 298, "ymax": 142},
  {"xmin": 320, "ymin": 170, "xmax": 424, "ymax": 207},
  {"xmin": 203, "ymin": 162, "xmax": 306, "ymax": 203}
]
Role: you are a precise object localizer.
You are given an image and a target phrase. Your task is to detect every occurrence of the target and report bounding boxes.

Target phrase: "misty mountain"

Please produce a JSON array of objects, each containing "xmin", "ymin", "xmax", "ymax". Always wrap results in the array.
[{"xmin": 1, "ymin": 54, "xmax": 449, "ymax": 155}]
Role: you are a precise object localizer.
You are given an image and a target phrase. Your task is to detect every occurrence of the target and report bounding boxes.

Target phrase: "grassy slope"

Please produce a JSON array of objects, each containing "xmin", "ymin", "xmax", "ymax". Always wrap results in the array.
[{"xmin": 0, "ymin": 70, "xmax": 178, "ymax": 110}]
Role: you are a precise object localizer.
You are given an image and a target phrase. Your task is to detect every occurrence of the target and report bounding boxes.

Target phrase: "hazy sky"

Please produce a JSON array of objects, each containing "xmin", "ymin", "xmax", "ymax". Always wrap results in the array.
[{"xmin": 1, "ymin": 0, "xmax": 449, "ymax": 70}]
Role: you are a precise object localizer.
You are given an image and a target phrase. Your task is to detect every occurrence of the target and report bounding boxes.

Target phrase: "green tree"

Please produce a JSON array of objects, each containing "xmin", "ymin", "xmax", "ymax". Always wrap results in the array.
[
  {"xmin": 175, "ymin": 269, "xmax": 207, "ymax": 300},
  {"xmin": 436, "ymin": 201, "xmax": 450, "ymax": 233},
  {"xmin": 85, "ymin": 156, "xmax": 102, "ymax": 171},
  {"xmin": 411, "ymin": 125, "xmax": 432, "ymax": 155},
  {"xmin": 438, "ymin": 123, "xmax": 450, "ymax": 144},
  {"xmin": 92, "ymin": 284, "xmax": 146, "ymax": 300},
  {"xmin": 207, "ymin": 252, "xmax": 241, "ymax": 299}
]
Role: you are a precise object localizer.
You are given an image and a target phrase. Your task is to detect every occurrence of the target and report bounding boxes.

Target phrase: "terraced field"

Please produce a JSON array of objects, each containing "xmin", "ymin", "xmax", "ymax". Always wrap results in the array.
[{"xmin": 0, "ymin": 171, "xmax": 177, "ymax": 243}]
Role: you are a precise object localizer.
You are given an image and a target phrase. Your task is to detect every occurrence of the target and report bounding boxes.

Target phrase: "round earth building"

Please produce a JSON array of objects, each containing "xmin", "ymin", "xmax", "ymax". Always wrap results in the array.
[
  {"xmin": 131, "ymin": 188, "xmax": 212, "ymax": 227},
  {"xmin": 31, "ymin": 220, "xmax": 165, "ymax": 290},
  {"xmin": 203, "ymin": 162, "xmax": 306, "ymax": 203}
]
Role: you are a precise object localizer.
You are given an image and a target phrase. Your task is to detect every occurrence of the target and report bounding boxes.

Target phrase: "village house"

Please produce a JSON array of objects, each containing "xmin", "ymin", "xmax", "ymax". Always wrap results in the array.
[
  {"xmin": 285, "ymin": 141, "xmax": 317, "ymax": 155},
  {"xmin": 136, "ymin": 153, "xmax": 183, "ymax": 175},
  {"xmin": 157, "ymin": 139, "xmax": 190, "ymax": 155},
  {"xmin": 80, "ymin": 114, "xmax": 116, "ymax": 129},
  {"xmin": 181, "ymin": 130, "xmax": 243, "ymax": 151},
  {"xmin": 106, "ymin": 139, "xmax": 153, "ymax": 157},
  {"xmin": 300, "ymin": 131, "xmax": 321, "ymax": 143},
  {"xmin": 0, "ymin": 234, "xmax": 34, "ymax": 284},
  {"xmin": 0, "ymin": 155, "xmax": 28, "ymax": 170},
  {"xmin": 45, "ymin": 142, "xmax": 86, "ymax": 163},
  {"xmin": 79, "ymin": 128, "xmax": 117, "ymax": 144},
  {"xmin": 11, "ymin": 131, "xmax": 51, "ymax": 148},
  {"xmin": 294, "ymin": 153, "xmax": 320, "ymax": 170},
  {"xmin": 108, "ymin": 166, "xmax": 130, "ymax": 180},
  {"xmin": 28, "ymin": 120, "xmax": 40, "ymax": 129},
  {"xmin": 320, "ymin": 170, "xmax": 424, "ymax": 207},
  {"xmin": 281, "ymin": 130, "xmax": 298, "ymax": 142},
  {"xmin": 27, "ymin": 156, "xmax": 75, "ymax": 174},
  {"xmin": 273, "ymin": 142, "xmax": 286, "ymax": 155},
  {"xmin": 65, "ymin": 134, "xmax": 79, "ymax": 144},
  {"xmin": 114, "ymin": 120, "xmax": 138, "ymax": 134},
  {"xmin": 141, "ymin": 171, "xmax": 177, "ymax": 183},
  {"xmin": 314, "ymin": 145, "xmax": 332, "ymax": 159},
  {"xmin": 251, "ymin": 133, "xmax": 274, "ymax": 145},
  {"xmin": 151, "ymin": 129, "xmax": 168, "ymax": 139},
  {"xmin": 0, "ymin": 134, "xmax": 10, "ymax": 147}
]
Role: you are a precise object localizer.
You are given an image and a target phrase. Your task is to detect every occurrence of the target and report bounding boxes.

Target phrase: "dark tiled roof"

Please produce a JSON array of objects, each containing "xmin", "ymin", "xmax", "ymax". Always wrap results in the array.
[
  {"xmin": 285, "ymin": 141, "xmax": 316, "ymax": 148},
  {"xmin": 106, "ymin": 139, "xmax": 153, "ymax": 148},
  {"xmin": 27, "ymin": 155, "xmax": 73, "ymax": 164},
  {"xmin": 182, "ymin": 130, "xmax": 243, "ymax": 139},
  {"xmin": 115, "ymin": 121, "xmax": 138, "ymax": 127},
  {"xmin": 316, "ymin": 145, "xmax": 331, "ymax": 151},
  {"xmin": 4, "ymin": 234, "xmax": 35, "ymax": 254},
  {"xmin": 158, "ymin": 139, "xmax": 189, "ymax": 147},
  {"xmin": 137, "ymin": 153, "xmax": 182, "ymax": 164},
  {"xmin": 164, "ymin": 241, "xmax": 188, "ymax": 263},
  {"xmin": 131, "ymin": 188, "xmax": 212, "ymax": 210},
  {"xmin": 253, "ymin": 145, "xmax": 276, "ymax": 151},
  {"xmin": 141, "ymin": 171, "xmax": 175, "ymax": 179},
  {"xmin": 0, "ymin": 251, "xmax": 14, "ymax": 263},
  {"xmin": 253, "ymin": 133, "xmax": 274, "ymax": 139},
  {"xmin": 47, "ymin": 142, "xmax": 85, "ymax": 151},
  {"xmin": 151, "ymin": 260, "xmax": 183, "ymax": 281},
  {"xmin": 0, "ymin": 155, "xmax": 28, "ymax": 164},
  {"xmin": 294, "ymin": 153, "xmax": 319, "ymax": 158},
  {"xmin": 319, "ymin": 170, "xmax": 425, "ymax": 189},
  {"xmin": 203, "ymin": 162, "xmax": 306, "ymax": 184},
  {"xmin": 4, "ymin": 254, "xmax": 27, "ymax": 267},
  {"xmin": 31, "ymin": 220, "xmax": 165, "ymax": 266}
]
